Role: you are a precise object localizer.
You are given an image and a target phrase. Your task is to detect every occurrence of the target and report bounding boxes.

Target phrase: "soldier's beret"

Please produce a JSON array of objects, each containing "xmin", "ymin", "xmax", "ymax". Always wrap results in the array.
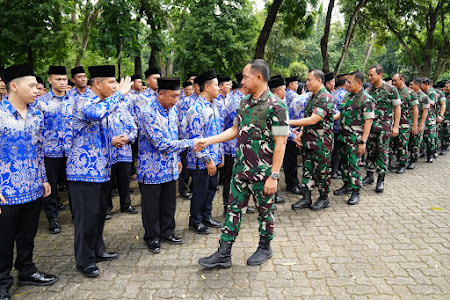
[
  {"xmin": 71, "ymin": 66, "xmax": 85, "ymax": 78},
  {"xmin": 48, "ymin": 65, "xmax": 67, "ymax": 75},
  {"xmin": 157, "ymin": 77, "xmax": 181, "ymax": 90},
  {"xmin": 88, "ymin": 65, "xmax": 115, "ymax": 78},
  {"xmin": 2, "ymin": 64, "xmax": 35, "ymax": 85}
]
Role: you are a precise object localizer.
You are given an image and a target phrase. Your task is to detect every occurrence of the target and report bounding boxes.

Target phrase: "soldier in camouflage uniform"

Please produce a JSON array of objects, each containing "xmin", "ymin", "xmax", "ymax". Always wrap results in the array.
[
  {"xmin": 434, "ymin": 83, "xmax": 447, "ymax": 155},
  {"xmin": 362, "ymin": 65, "xmax": 401, "ymax": 193},
  {"xmin": 289, "ymin": 70, "xmax": 334, "ymax": 211},
  {"xmin": 408, "ymin": 78, "xmax": 430, "ymax": 169},
  {"xmin": 420, "ymin": 78, "xmax": 441, "ymax": 163},
  {"xmin": 441, "ymin": 81, "xmax": 450, "ymax": 155},
  {"xmin": 333, "ymin": 71, "xmax": 374, "ymax": 205},
  {"xmin": 391, "ymin": 73, "xmax": 419, "ymax": 174},
  {"xmin": 198, "ymin": 59, "xmax": 289, "ymax": 268}
]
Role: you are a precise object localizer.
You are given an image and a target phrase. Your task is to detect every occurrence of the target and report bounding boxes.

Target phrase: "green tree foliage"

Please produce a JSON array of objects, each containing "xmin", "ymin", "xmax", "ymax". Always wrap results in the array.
[{"xmin": 174, "ymin": 0, "xmax": 259, "ymax": 77}]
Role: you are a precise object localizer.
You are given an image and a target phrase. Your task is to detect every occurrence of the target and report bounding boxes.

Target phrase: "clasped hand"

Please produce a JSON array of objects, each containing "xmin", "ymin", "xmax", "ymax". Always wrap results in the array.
[
  {"xmin": 112, "ymin": 135, "xmax": 129, "ymax": 148},
  {"xmin": 192, "ymin": 138, "xmax": 210, "ymax": 152}
]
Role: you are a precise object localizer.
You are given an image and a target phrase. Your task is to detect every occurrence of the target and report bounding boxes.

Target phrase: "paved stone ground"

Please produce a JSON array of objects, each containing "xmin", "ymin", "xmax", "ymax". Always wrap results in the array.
[{"xmin": 9, "ymin": 154, "xmax": 450, "ymax": 299}]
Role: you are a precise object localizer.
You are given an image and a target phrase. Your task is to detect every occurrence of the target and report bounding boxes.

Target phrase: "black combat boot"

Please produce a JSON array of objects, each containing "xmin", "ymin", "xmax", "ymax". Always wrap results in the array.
[
  {"xmin": 198, "ymin": 239, "xmax": 232, "ymax": 268},
  {"xmin": 247, "ymin": 238, "xmax": 273, "ymax": 266},
  {"xmin": 291, "ymin": 189, "xmax": 312, "ymax": 210},
  {"xmin": 426, "ymin": 152, "xmax": 434, "ymax": 163},
  {"xmin": 407, "ymin": 159, "xmax": 416, "ymax": 169},
  {"xmin": 347, "ymin": 189, "xmax": 360, "ymax": 205},
  {"xmin": 333, "ymin": 182, "xmax": 352, "ymax": 195},
  {"xmin": 375, "ymin": 174, "xmax": 385, "ymax": 193},
  {"xmin": 396, "ymin": 164, "xmax": 406, "ymax": 174},
  {"xmin": 362, "ymin": 171, "xmax": 374, "ymax": 185},
  {"xmin": 310, "ymin": 193, "xmax": 331, "ymax": 211}
]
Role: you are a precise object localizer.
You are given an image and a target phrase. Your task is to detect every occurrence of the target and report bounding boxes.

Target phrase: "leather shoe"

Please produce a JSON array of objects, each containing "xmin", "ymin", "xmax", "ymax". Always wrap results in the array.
[
  {"xmin": 334, "ymin": 183, "xmax": 352, "ymax": 196},
  {"xmin": 57, "ymin": 202, "xmax": 66, "ymax": 211},
  {"xmin": 160, "ymin": 235, "xmax": 183, "ymax": 244},
  {"xmin": 120, "ymin": 205, "xmax": 138, "ymax": 214},
  {"xmin": 105, "ymin": 210, "xmax": 112, "ymax": 220},
  {"xmin": 310, "ymin": 197, "xmax": 331, "ymax": 211},
  {"xmin": 0, "ymin": 289, "xmax": 10, "ymax": 300},
  {"xmin": 147, "ymin": 239, "xmax": 161, "ymax": 253},
  {"xmin": 189, "ymin": 223, "xmax": 210, "ymax": 235},
  {"xmin": 396, "ymin": 166, "xmax": 406, "ymax": 174},
  {"xmin": 362, "ymin": 172, "xmax": 374, "ymax": 185},
  {"xmin": 202, "ymin": 218, "xmax": 223, "ymax": 228},
  {"xmin": 18, "ymin": 271, "xmax": 58, "ymax": 286},
  {"xmin": 246, "ymin": 206, "xmax": 255, "ymax": 214},
  {"xmin": 286, "ymin": 185, "xmax": 303, "ymax": 195},
  {"xmin": 407, "ymin": 161, "xmax": 415, "ymax": 169},
  {"xmin": 49, "ymin": 219, "xmax": 61, "ymax": 234},
  {"xmin": 181, "ymin": 191, "xmax": 192, "ymax": 200},
  {"xmin": 274, "ymin": 195, "xmax": 285, "ymax": 203},
  {"xmin": 77, "ymin": 264, "xmax": 100, "ymax": 278},
  {"xmin": 96, "ymin": 252, "xmax": 118, "ymax": 262}
]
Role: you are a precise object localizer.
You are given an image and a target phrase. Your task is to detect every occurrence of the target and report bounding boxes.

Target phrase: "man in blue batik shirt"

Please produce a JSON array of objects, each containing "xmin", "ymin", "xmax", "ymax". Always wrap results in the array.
[
  {"xmin": 66, "ymin": 65, "xmax": 132, "ymax": 278},
  {"xmin": 33, "ymin": 65, "xmax": 71, "ymax": 234},
  {"xmin": 331, "ymin": 75, "xmax": 348, "ymax": 178},
  {"xmin": 0, "ymin": 64, "xmax": 57, "ymax": 300},
  {"xmin": 138, "ymin": 77, "xmax": 200, "ymax": 253},
  {"xmin": 285, "ymin": 76, "xmax": 300, "ymax": 108},
  {"xmin": 142, "ymin": 68, "xmax": 160, "ymax": 99},
  {"xmin": 186, "ymin": 70, "xmax": 224, "ymax": 235}
]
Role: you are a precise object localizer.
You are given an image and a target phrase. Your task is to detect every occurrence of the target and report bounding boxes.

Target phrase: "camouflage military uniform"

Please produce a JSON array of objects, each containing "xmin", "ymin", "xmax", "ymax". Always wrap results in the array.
[
  {"xmin": 442, "ymin": 92, "xmax": 450, "ymax": 149},
  {"xmin": 366, "ymin": 83, "xmax": 401, "ymax": 175},
  {"xmin": 301, "ymin": 87, "xmax": 334, "ymax": 196},
  {"xmin": 338, "ymin": 90, "xmax": 375, "ymax": 189},
  {"xmin": 423, "ymin": 88, "xmax": 439, "ymax": 153},
  {"xmin": 435, "ymin": 89, "xmax": 448, "ymax": 149},
  {"xmin": 411, "ymin": 90, "xmax": 431, "ymax": 161},
  {"xmin": 389, "ymin": 87, "xmax": 419, "ymax": 166},
  {"xmin": 221, "ymin": 89, "xmax": 289, "ymax": 243}
]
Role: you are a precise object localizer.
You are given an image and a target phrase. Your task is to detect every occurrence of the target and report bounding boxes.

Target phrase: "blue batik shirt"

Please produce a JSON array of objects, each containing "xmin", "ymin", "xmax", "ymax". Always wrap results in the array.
[
  {"xmin": 142, "ymin": 88, "xmax": 157, "ymax": 99},
  {"xmin": 67, "ymin": 87, "xmax": 95, "ymax": 150},
  {"xmin": 33, "ymin": 89, "xmax": 72, "ymax": 157},
  {"xmin": 0, "ymin": 100, "xmax": 47, "ymax": 204},
  {"xmin": 131, "ymin": 92, "xmax": 154, "ymax": 124},
  {"xmin": 137, "ymin": 97, "xmax": 194, "ymax": 184},
  {"xmin": 285, "ymin": 89, "xmax": 300, "ymax": 108},
  {"xmin": 109, "ymin": 96, "xmax": 138, "ymax": 164},
  {"xmin": 186, "ymin": 95, "xmax": 223, "ymax": 170},
  {"xmin": 288, "ymin": 92, "xmax": 312, "ymax": 140},
  {"xmin": 223, "ymin": 89, "xmax": 246, "ymax": 157},
  {"xmin": 176, "ymin": 93, "xmax": 198, "ymax": 139},
  {"xmin": 66, "ymin": 91, "xmax": 125, "ymax": 183},
  {"xmin": 332, "ymin": 87, "xmax": 347, "ymax": 133}
]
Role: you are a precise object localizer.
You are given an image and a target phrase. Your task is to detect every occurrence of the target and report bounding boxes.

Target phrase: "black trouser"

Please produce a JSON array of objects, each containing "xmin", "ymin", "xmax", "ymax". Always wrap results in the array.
[
  {"xmin": 189, "ymin": 168, "xmax": 218, "ymax": 225},
  {"xmin": 178, "ymin": 150, "xmax": 192, "ymax": 193},
  {"xmin": 0, "ymin": 199, "xmax": 42, "ymax": 290},
  {"xmin": 139, "ymin": 180, "xmax": 176, "ymax": 243},
  {"xmin": 222, "ymin": 155, "xmax": 235, "ymax": 206},
  {"xmin": 331, "ymin": 132, "xmax": 341, "ymax": 175},
  {"xmin": 283, "ymin": 140, "xmax": 300, "ymax": 189},
  {"xmin": 43, "ymin": 157, "xmax": 67, "ymax": 222},
  {"xmin": 107, "ymin": 162, "xmax": 132, "ymax": 211},
  {"xmin": 131, "ymin": 139, "xmax": 138, "ymax": 176},
  {"xmin": 69, "ymin": 181, "xmax": 109, "ymax": 268}
]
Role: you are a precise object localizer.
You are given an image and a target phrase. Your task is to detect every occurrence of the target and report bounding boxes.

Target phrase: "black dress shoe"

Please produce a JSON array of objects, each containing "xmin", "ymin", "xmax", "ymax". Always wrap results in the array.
[
  {"xmin": 120, "ymin": 205, "xmax": 138, "ymax": 214},
  {"xmin": 189, "ymin": 223, "xmax": 210, "ymax": 235},
  {"xmin": 0, "ymin": 289, "xmax": 10, "ymax": 300},
  {"xmin": 202, "ymin": 218, "xmax": 223, "ymax": 228},
  {"xmin": 96, "ymin": 252, "xmax": 119, "ymax": 262},
  {"xmin": 160, "ymin": 235, "xmax": 183, "ymax": 244},
  {"xmin": 57, "ymin": 202, "xmax": 66, "ymax": 211},
  {"xmin": 147, "ymin": 239, "xmax": 161, "ymax": 253},
  {"xmin": 246, "ymin": 206, "xmax": 255, "ymax": 214},
  {"xmin": 49, "ymin": 219, "xmax": 61, "ymax": 234},
  {"xmin": 77, "ymin": 264, "xmax": 100, "ymax": 278},
  {"xmin": 286, "ymin": 185, "xmax": 303, "ymax": 195},
  {"xmin": 275, "ymin": 195, "xmax": 285, "ymax": 203},
  {"xmin": 181, "ymin": 191, "xmax": 193, "ymax": 200},
  {"xmin": 18, "ymin": 271, "xmax": 58, "ymax": 286},
  {"xmin": 105, "ymin": 211, "xmax": 112, "ymax": 220}
]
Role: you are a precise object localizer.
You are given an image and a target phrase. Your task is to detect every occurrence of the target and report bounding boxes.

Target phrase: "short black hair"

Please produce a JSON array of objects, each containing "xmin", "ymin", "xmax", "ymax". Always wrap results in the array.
[
  {"xmin": 248, "ymin": 59, "xmax": 269, "ymax": 82},
  {"xmin": 394, "ymin": 73, "xmax": 405, "ymax": 80},
  {"xmin": 422, "ymin": 77, "xmax": 431, "ymax": 85},
  {"xmin": 368, "ymin": 65, "xmax": 384, "ymax": 74},
  {"xmin": 350, "ymin": 71, "xmax": 365, "ymax": 83},
  {"xmin": 309, "ymin": 69, "xmax": 324, "ymax": 83},
  {"xmin": 414, "ymin": 77, "xmax": 423, "ymax": 85},
  {"xmin": 199, "ymin": 79, "xmax": 213, "ymax": 93}
]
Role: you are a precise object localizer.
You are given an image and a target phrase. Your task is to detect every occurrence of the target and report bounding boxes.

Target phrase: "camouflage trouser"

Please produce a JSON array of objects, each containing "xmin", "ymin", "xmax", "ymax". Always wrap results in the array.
[
  {"xmin": 393, "ymin": 128, "xmax": 411, "ymax": 166},
  {"xmin": 410, "ymin": 132, "xmax": 423, "ymax": 161},
  {"xmin": 441, "ymin": 121, "xmax": 450, "ymax": 147},
  {"xmin": 221, "ymin": 177, "xmax": 274, "ymax": 243},
  {"xmin": 337, "ymin": 138, "xmax": 362, "ymax": 190},
  {"xmin": 424, "ymin": 123, "xmax": 437, "ymax": 152},
  {"xmin": 302, "ymin": 147, "xmax": 331, "ymax": 195},
  {"xmin": 366, "ymin": 130, "xmax": 391, "ymax": 175}
]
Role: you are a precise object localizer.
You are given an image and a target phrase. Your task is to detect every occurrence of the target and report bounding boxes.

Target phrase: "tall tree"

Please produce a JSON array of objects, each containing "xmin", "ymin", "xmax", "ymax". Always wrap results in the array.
[{"xmin": 320, "ymin": 0, "xmax": 335, "ymax": 73}]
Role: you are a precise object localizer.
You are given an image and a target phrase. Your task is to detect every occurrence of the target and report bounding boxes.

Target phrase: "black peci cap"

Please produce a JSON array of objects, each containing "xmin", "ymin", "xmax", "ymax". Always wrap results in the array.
[
  {"xmin": 157, "ymin": 77, "xmax": 181, "ymax": 90},
  {"xmin": 144, "ymin": 68, "xmax": 160, "ymax": 78},
  {"xmin": 71, "ymin": 66, "xmax": 85, "ymax": 78},
  {"xmin": 3, "ymin": 64, "xmax": 35, "ymax": 85},
  {"xmin": 88, "ymin": 65, "xmax": 116, "ymax": 78},
  {"xmin": 48, "ymin": 65, "xmax": 67, "ymax": 75}
]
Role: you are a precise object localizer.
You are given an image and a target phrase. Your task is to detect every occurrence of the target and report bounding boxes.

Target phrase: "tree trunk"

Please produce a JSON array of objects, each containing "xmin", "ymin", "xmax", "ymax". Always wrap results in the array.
[
  {"xmin": 159, "ymin": 52, "xmax": 166, "ymax": 77},
  {"xmin": 148, "ymin": 48, "xmax": 157, "ymax": 69},
  {"xmin": 320, "ymin": 0, "xmax": 335, "ymax": 73},
  {"xmin": 134, "ymin": 54, "xmax": 142, "ymax": 78},
  {"xmin": 117, "ymin": 44, "xmax": 123, "ymax": 78},
  {"xmin": 334, "ymin": 0, "xmax": 367, "ymax": 75},
  {"xmin": 75, "ymin": 7, "xmax": 99, "ymax": 66},
  {"xmin": 27, "ymin": 47, "xmax": 33, "ymax": 68},
  {"xmin": 362, "ymin": 33, "xmax": 375, "ymax": 69},
  {"xmin": 254, "ymin": 0, "xmax": 284, "ymax": 59}
]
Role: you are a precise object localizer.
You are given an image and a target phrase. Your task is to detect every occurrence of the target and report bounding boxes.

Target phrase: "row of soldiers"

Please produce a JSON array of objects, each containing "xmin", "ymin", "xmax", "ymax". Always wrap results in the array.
[{"xmin": 0, "ymin": 60, "xmax": 449, "ymax": 299}]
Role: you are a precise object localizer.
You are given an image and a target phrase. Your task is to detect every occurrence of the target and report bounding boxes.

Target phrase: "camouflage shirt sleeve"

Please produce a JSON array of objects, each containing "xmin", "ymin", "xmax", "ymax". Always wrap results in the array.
[
  {"xmin": 313, "ymin": 93, "xmax": 332, "ymax": 119},
  {"xmin": 363, "ymin": 94, "xmax": 375, "ymax": 120},
  {"xmin": 391, "ymin": 86, "xmax": 401, "ymax": 106},
  {"xmin": 270, "ymin": 99, "xmax": 289, "ymax": 136},
  {"xmin": 410, "ymin": 90, "xmax": 419, "ymax": 107}
]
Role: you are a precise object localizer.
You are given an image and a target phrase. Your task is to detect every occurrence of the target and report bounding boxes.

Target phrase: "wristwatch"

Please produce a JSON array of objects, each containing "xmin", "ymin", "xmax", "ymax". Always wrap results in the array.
[
  {"xmin": 359, "ymin": 139, "xmax": 366, "ymax": 145},
  {"xmin": 270, "ymin": 172, "xmax": 279, "ymax": 180}
]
